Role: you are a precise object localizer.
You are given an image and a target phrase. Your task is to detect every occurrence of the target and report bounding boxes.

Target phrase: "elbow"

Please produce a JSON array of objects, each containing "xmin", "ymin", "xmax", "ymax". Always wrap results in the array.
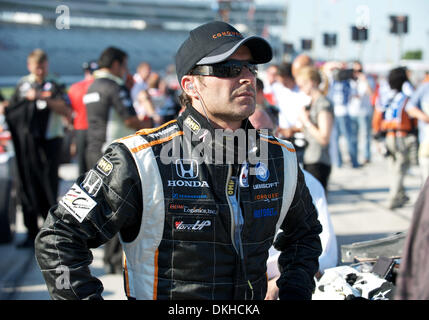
[
  {"xmin": 34, "ymin": 229, "xmax": 49, "ymax": 268},
  {"xmin": 319, "ymin": 137, "xmax": 330, "ymax": 147}
]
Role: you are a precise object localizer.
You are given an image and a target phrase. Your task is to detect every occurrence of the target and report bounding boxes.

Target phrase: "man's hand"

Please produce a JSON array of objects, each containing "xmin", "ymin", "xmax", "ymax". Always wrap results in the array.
[
  {"xmin": 26, "ymin": 88, "xmax": 39, "ymax": 101},
  {"xmin": 265, "ymin": 276, "xmax": 280, "ymax": 300}
]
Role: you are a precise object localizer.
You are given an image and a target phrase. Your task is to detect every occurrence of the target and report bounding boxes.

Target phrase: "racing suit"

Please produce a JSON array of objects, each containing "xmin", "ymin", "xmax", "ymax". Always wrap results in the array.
[
  {"xmin": 84, "ymin": 70, "xmax": 136, "ymax": 168},
  {"xmin": 7, "ymin": 74, "xmax": 69, "ymax": 239},
  {"xmin": 35, "ymin": 104, "xmax": 322, "ymax": 300}
]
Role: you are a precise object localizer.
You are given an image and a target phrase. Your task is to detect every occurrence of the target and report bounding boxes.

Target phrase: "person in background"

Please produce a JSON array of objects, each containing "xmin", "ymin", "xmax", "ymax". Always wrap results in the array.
[
  {"xmin": 248, "ymin": 78, "xmax": 277, "ymax": 130},
  {"xmin": 68, "ymin": 60, "xmax": 98, "ymax": 175},
  {"xmin": 273, "ymin": 63, "xmax": 311, "ymax": 163},
  {"xmin": 262, "ymin": 64, "xmax": 279, "ymax": 106},
  {"xmin": 395, "ymin": 176, "xmax": 429, "ymax": 300},
  {"xmin": 348, "ymin": 61, "xmax": 374, "ymax": 165},
  {"xmin": 296, "ymin": 66, "xmax": 334, "ymax": 190},
  {"xmin": 292, "ymin": 54, "xmax": 313, "ymax": 81},
  {"xmin": 0, "ymin": 90, "xmax": 9, "ymax": 114},
  {"xmin": 6, "ymin": 48, "xmax": 72, "ymax": 248},
  {"xmin": 405, "ymin": 76, "xmax": 429, "ymax": 183},
  {"xmin": 84, "ymin": 46, "xmax": 150, "ymax": 169},
  {"xmin": 326, "ymin": 62, "xmax": 360, "ymax": 168},
  {"xmin": 131, "ymin": 61, "xmax": 151, "ymax": 103},
  {"xmin": 84, "ymin": 46, "xmax": 151, "ymax": 273},
  {"xmin": 373, "ymin": 67, "xmax": 417, "ymax": 209},
  {"xmin": 133, "ymin": 89, "xmax": 157, "ymax": 124}
]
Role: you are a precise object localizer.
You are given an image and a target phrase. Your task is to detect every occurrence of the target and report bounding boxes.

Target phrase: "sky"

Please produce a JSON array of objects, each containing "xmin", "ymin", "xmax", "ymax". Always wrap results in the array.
[{"xmin": 262, "ymin": 0, "xmax": 429, "ymax": 64}]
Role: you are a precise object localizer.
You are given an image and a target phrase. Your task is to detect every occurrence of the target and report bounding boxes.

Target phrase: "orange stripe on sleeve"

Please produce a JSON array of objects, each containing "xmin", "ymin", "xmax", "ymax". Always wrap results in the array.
[
  {"xmin": 153, "ymin": 249, "xmax": 159, "ymax": 300},
  {"xmin": 136, "ymin": 119, "xmax": 177, "ymax": 135},
  {"xmin": 116, "ymin": 120, "xmax": 178, "ymax": 142},
  {"xmin": 123, "ymin": 254, "xmax": 131, "ymax": 297},
  {"xmin": 130, "ymin": 131, "xmax": 183, "ymax": 153},
  {"xmin": 260, "ymin": 138, "xmax": 296, "ymax": 153}
]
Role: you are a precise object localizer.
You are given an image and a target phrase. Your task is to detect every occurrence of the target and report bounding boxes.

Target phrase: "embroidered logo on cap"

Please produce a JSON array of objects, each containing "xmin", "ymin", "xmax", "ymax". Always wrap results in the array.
[{"xmin": 211, "ymin": 31, "xmax": 242, "ymax": 39}]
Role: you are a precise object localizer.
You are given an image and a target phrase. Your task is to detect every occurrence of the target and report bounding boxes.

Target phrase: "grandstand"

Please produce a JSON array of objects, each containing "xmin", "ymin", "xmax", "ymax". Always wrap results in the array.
[{"xmin": 0, "ymin": 0, "xmax": 287, "ymax": 85}]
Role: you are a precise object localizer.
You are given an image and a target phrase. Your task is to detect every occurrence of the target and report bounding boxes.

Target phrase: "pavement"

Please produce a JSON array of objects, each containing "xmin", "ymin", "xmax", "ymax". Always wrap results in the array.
[{"xmin": 0, "ymin": 149, "xmax": 423, "ymax": 300}]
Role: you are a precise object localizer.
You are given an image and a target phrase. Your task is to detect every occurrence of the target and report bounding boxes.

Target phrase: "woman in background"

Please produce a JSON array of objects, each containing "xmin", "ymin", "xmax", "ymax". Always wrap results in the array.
[{"xmin": 296, "ymin": 66, "xmax": 334, "ymax": 190}]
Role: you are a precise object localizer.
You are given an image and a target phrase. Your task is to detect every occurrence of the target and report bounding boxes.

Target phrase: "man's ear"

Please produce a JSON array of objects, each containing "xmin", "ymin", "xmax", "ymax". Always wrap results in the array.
[{"xmin": 181, "ymin": 76, "xmax": 197, "ymax": 97}]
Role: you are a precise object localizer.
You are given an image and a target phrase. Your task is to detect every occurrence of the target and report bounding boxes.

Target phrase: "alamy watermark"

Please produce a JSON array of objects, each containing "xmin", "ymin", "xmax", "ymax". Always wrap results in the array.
[
  {"xmin": 158, "ymin": 126, "xmax": 273, "ymax": 175},
  {"xmin": 55, "ymin": 265, "xmax": 70, "ymax": 290},
  {"xmin": 55, "ymin": 5, "xmax": 70, "ymax": 30}
]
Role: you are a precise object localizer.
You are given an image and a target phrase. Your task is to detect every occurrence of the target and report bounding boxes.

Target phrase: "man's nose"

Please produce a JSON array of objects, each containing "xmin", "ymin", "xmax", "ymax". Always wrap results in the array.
[{"xmin": 239, "ymin": 68, "xmax": 256, "ymax": 85}]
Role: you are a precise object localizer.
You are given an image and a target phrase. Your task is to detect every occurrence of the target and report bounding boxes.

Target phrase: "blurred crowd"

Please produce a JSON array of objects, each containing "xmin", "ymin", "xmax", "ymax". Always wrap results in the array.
[{"xmin": 255, "ymin": 55, "xmax": 429, "ymax": 210}]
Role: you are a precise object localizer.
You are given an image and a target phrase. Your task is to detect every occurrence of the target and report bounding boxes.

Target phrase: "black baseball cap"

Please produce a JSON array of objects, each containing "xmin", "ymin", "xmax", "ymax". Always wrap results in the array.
[{"xmin": 175, "ymin": 21, "xmax": 273, "ymax": 86}]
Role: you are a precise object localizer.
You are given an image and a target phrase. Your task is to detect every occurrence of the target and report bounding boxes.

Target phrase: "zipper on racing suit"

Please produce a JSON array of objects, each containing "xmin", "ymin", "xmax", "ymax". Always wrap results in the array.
[{"xmin": 225, "ymin": 164, "xmax": 254, "ymax": 299}]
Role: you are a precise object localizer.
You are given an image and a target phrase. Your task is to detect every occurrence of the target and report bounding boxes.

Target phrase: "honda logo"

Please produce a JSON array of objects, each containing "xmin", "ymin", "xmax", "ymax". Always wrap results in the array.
[{"xmin": 175, "ymin": 159, "xmax": 198, "ymax": 179}]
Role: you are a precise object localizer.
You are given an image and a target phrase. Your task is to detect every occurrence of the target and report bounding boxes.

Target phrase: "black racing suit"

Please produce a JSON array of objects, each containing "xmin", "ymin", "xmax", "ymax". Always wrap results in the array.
[
  {"xmin": 35, "ymin": 104, "xmax": 322, "ymax": 300},
  {"xmin": 6, "ymin": 75, "xmax": 69, "ymax": 239},
  {"xmin": 84, "ymin": 71, "xmax": 136, "ymax": 169}
]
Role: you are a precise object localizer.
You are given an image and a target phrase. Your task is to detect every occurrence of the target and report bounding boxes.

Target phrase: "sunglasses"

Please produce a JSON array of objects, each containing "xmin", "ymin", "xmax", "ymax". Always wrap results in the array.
[{"xmin": 189, "ymin": 59, "xmax": 258, "ymax": 78}]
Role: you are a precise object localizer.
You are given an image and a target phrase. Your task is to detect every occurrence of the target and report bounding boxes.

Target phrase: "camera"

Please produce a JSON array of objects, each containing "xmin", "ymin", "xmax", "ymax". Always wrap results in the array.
[{"xmin": 333, "ymin": 68, "xmax": 354, "ymax": 81}]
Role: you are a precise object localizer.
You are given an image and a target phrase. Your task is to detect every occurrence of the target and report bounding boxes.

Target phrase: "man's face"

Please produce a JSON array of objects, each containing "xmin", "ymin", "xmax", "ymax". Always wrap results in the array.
[
  {"xmin": 139, "ymin": 64, "xmax": 151, "ymax": 81},
  {"xmin": 119, "ymin": 57, "xmax": 129, "ymax": 79},
  {"xmin": 296, "ymin": 76, "xmax": 313, "ymax": 96},
  {"xmin": 266, "ymin": 66, "xmax": 278, "ymax": 84},
  {"xmin": 193, "ymin": 45, "xmax": 256, "ymax": 128},
  {"xmin": 27, "ymin": 59, "xmax": 48, "ymax": 81}
]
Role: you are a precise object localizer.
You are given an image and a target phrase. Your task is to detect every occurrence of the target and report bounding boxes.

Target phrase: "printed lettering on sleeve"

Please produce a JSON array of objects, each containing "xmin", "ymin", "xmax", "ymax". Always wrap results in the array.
[
  {"xmin": 59, "ymin": 183, "xmax": 97, "ymax": 223},
  {"xmin": 96, "ymin": 157, "xmax": 113, "ymax": 176}
]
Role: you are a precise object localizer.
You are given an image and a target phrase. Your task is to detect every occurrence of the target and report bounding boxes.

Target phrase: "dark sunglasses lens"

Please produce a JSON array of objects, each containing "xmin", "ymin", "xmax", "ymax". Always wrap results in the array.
[
  {"xmin": 190, "ymin": 61, "xmax": 257, "ymax": 78},
  {"xmin": 215, "ymin": 61, "xmax": 257, "ymax": 77}
]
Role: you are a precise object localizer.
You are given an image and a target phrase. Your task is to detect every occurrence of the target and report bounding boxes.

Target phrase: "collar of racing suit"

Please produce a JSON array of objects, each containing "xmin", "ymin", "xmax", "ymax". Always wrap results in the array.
[
  {"xmin": 93, "ymin": 69, "xmax": 124, "ymax": 85},
  {"xmin": 176, "ymin": 103, "xmax": 268, "ymax": 165}
]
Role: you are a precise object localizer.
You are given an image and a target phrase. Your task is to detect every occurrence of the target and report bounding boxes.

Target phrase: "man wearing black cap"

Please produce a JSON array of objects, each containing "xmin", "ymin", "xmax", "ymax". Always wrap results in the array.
[{"xmin": 35, "ymin": 21, "xmax": 322, "ymax": 300}]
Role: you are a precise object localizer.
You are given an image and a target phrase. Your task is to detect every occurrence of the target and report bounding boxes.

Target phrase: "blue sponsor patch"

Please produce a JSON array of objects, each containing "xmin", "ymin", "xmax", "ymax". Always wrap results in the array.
[
  {"xmin": 172, "ymin": 193, "xmax": 208, "ymax": 199},
  {"xmin": 255, "ymin": 161, "xmax": 269, "ymax": 182},
  {"xmin": 253, "ymin": 208, "xmax": 278, "ymax": 219}
]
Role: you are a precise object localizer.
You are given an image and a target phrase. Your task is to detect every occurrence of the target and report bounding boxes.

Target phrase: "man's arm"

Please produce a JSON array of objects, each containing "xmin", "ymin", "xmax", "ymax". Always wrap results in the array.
[
  {"xmin": 45, "ymin": 96, "xmax": 72, "ymax": 118},
  {"xmin": 406, "ymin": 85, "xmax": 429, "ymax": 123},
  {"xmin": 274, "ymin": 166, "xmax": 323, "ymax": 300},
  {"xmin": 111, "ymin": 85, "xmax": 152, "ymax": 130},
  {"xmin": 35, "ymin": 143, "xmax": 142, "ymax": 300}
]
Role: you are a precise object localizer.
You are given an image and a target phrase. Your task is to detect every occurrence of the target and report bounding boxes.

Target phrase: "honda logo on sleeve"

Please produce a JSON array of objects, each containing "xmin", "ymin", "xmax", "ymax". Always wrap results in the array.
[{"xmin": 175, "ymin": 159, "xmax": 198, "ymax": 179}]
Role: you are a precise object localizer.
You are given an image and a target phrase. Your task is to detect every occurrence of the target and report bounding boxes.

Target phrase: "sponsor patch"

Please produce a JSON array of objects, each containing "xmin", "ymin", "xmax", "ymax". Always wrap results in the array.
[
  {"xmin": 80, "ymin": 170, "xmax": 103, "ymax": 197},
  {"xmin": 254, "ymin": 192, "xmax": 280, "ymax": 201},
  {"xmin": 255, "ymin": 161, "xmax": 270, "ymax": 182},
  {"xmin": 59, "ymin": 183, "xmax": 97, "ymax": 223},
  {"xmin": 253, "ymin": 208, "xmax": 278, "ymax": 219},
  {"xmin": 183, "ymin": 115, "xmax": 201, "ymax": 133},
  {"xmin": 96, "ymin": 157, "xmax": 113, "ymax": 176},
  {"xmin": 168, "ymin": 180, "xmax": 209, "ymax": 188},
  {"xmin": 168, "ymin": 203, "xmax": 218, "ymax": 215},
  {"xmin": 171, "ymin": 193, "xmax": 208, "ymax": 200},
  {"xmin": 175, "ymin": 159, "xmax": 199, "ymax": 179},
  {"xmin": 173, "ymin": 218, "xmax": 212, "ymax": 232},
  {"xmin": 83, "ymin": 92, "xmax": 100, "ymax": 104},
  {"xmin": 148, "ymin": 124, "xmax": 178, "ymax": 139},
  {"xmin": 43, "ymin": 82, "xmax": 53, "ymax": 91},
  {"xmin": 227, "ymin": 178, "xmax": 236, "ymax": 196},
  {"xmin": 239, "ymin": 162, "xmax": 249, "ymax": 187},
  {"xmin": 253, "ymin": 181, "xmax": 280, "ymax": 190}
]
